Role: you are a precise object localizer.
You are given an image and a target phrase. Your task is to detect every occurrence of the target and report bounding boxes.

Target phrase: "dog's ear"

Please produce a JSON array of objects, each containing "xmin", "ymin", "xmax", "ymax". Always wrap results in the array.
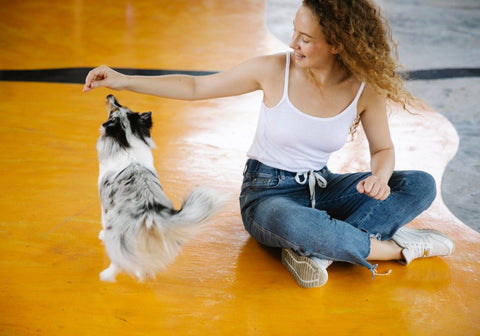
[
  {"xmin": 127, "ymin": 112, "xmax": 152, "ymax": 145},
  {"xmin": 102, "ymin": 118, "xmax": 130, "ymax": 148},
  {"xmin": 139, "ymin": 112, "xmax": 152, "ymax": 129}
]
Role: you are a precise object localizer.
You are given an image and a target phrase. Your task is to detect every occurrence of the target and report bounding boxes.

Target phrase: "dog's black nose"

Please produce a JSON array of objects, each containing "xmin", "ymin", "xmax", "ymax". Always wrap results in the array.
[{"xmin": 106, "ymin": 95, "xmax": 121, "ymax": 108}]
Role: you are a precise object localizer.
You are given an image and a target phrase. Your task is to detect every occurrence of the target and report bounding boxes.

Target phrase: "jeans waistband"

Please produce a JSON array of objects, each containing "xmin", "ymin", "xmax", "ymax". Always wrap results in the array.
[{"xmin": 244, "ymin": 159, "xmax": 328, "ymax": 178}]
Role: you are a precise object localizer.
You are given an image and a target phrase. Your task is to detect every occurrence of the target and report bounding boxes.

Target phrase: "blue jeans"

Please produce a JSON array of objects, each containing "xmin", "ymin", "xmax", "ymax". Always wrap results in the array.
[{"xmin": 239, "ymin": 159, "xmax": 437, "ymax": 272}]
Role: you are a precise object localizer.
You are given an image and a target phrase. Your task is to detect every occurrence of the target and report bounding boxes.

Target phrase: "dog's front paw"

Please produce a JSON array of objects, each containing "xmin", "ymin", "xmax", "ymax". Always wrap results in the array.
[
  {"xmin": 99, "ymin": 264, "xmax": 120, "ymax": 282},
  {"xmin": 98, "ymin": 230, "xmax": 105, "ymax": 241}
]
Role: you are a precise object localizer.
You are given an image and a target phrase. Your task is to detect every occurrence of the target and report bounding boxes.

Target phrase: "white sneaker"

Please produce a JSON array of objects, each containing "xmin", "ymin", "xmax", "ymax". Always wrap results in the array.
[
  {"xmin": 392, "ymin": 227, "xmax": 455, "ymax": 265},
  {"xmin": 281, "ymin": 248, "xmax": 333, "ymax": 288}
]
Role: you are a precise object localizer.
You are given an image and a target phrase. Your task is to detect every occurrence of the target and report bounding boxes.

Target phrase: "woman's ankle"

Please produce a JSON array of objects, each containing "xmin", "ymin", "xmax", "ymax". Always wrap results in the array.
[{"xmin": 367, "ymin": 238, "xmax": 403, "ymax": 261}]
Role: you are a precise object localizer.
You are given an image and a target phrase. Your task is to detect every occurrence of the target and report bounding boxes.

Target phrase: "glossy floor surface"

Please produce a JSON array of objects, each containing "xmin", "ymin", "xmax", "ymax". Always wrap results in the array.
[{"xmin": 1, "ymin": 1, "xmax": 479, "ymax": 335}]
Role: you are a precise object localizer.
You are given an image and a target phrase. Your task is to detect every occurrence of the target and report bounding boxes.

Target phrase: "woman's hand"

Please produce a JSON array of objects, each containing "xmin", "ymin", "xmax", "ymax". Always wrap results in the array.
[
  {"xmin": 83, "ymin": 65, "xmax": 126, "ymax": 92},
  {"xmin": 356, "ymin": 175, "xmax": 390, "ymax": 201}
]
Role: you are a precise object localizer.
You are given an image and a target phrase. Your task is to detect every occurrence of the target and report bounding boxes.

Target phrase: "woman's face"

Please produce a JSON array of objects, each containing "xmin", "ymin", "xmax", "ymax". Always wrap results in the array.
[{"xmin": 289, "ymin": 5, "xmax": 336, "ymax": 69}]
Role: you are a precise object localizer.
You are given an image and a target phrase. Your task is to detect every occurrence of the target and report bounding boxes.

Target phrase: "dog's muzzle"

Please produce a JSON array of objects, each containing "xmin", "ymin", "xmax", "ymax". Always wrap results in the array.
[{"xmin": 105, "ymin": 94, "xmax": 121, "ymax": 114}]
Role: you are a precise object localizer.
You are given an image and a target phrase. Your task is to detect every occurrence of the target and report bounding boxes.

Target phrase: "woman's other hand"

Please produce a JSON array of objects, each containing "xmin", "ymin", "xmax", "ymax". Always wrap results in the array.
[{"xmin": 356, "ymin": 175, "xmax": 390, "ymax": 201}]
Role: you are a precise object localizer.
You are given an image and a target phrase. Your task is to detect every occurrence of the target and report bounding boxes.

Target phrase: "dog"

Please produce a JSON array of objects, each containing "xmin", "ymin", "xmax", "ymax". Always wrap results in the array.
[{"xmin": 97, "ymin": 94, "xmax": 221, "ymax": 282}]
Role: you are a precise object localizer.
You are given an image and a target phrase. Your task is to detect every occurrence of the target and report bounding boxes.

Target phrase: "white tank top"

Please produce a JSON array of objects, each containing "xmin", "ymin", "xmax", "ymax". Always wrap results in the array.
[{"xmin": 247, "ymin": 52, "xmax": 365, "ymax": 172}]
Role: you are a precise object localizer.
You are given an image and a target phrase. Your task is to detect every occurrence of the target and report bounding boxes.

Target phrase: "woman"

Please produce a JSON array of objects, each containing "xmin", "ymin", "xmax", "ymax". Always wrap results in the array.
[{"xmin": 84, "ymin": 0, "xmax": 454, "ymax": 288}]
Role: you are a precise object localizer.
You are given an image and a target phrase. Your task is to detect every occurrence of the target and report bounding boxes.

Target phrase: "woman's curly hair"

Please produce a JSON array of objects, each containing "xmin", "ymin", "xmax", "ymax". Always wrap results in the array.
[{"xmin": 303, "ymin": 0, "xmax": 413, "ymax": 110}]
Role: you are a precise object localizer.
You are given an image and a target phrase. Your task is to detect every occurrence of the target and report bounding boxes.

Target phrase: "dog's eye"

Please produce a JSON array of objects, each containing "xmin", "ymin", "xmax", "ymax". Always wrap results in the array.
[{"xmin": 102, "ymin": 118, "xmax": 116, "ymax": 128}]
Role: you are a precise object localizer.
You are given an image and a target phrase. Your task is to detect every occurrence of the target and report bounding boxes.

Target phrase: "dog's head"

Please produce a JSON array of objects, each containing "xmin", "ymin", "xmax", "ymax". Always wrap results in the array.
[{"xmin": 100, "ymin": 95, "xmax": 153, "ymax": 148}]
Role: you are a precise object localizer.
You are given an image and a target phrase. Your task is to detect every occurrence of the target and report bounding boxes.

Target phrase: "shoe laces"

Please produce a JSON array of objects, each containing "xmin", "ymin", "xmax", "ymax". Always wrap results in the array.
[{"xmin": 404, "ymin": 242, "xmax": 431, "ymax": 257}]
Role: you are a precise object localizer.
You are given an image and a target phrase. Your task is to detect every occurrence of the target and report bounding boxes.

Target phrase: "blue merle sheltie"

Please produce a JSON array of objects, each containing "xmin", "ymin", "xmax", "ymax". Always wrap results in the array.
[{"xmin": 97, "ymin": 95, "xmax": 221, "ymax": 282}]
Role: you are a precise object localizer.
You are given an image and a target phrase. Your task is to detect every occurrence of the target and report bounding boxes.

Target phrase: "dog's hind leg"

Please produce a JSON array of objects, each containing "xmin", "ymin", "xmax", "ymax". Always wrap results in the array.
[
  {"xmin": 135, "ymin": 270, "xmax": 146, "ymax": 282},
  {"xmin": 100, "ymin": 263, "xmax": 121, "ymax": 282}
]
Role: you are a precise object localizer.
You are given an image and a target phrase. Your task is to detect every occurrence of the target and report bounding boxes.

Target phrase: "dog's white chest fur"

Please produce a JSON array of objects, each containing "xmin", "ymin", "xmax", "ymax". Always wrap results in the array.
[{"xmin": 97, "ymin": 136, "xmax": 155, "ymax": 183}]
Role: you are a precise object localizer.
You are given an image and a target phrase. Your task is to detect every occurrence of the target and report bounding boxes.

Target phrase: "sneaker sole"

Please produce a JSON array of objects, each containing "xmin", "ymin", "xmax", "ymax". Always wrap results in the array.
[
  {"xmin": 281, "ymin": 249, "xmax": 328, "ymax": 288},
  {"xmin": 399, "ymin": 227, "xmax": 455, "ymax": 255}
]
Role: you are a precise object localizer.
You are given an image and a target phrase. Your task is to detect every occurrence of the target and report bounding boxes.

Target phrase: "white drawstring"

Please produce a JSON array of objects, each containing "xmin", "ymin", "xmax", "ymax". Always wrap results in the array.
[
  {"xmin": 370, "ymin": 264, "xmax": 392, "ymax": 278},
  {"xmin": 295, "ymin": 170, "xmax": 327, "ymax": 208}
]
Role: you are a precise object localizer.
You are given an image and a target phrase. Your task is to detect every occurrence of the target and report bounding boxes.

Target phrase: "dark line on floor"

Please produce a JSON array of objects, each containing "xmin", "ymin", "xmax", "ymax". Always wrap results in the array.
[
  {"xmin": 406, "ymin": 68, "xmax": 480, "ymax": 80},
  {"xmin": 0, "ymin": 68, "xmax": 217, "ymax": 84},
  {"xmin": 0, "ymin": 67, "xmax": 479, "ymax": 84}
]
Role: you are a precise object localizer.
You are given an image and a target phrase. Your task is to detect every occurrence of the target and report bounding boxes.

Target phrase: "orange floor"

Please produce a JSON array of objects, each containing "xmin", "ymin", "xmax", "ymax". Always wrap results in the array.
[{"xmin": 1, "ymin": 1, "xmax": 479, "ymax": 335}]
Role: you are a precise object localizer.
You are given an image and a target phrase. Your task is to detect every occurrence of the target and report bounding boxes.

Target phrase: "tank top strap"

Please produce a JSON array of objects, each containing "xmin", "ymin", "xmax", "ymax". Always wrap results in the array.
[
  {"xmin": 282, "ymin": 52, "xmax": 291, "ymax": 100},
  {"xmin": 353, "ymin": 82, "xmax": 366, "ymax": 103}
]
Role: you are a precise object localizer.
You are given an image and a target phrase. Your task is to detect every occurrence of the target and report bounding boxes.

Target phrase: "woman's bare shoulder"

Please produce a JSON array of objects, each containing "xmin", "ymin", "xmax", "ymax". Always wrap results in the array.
[
  {"xmin": 358, "ymin": 82, "xmax": 387, "ymax": 115},
  {"xmin": 249, "ymin": 52, "xmax": 287, "ymax": 85},
  {"xmin": 250, "ymin": 52, "xmax": 286, "ymax": 68}
]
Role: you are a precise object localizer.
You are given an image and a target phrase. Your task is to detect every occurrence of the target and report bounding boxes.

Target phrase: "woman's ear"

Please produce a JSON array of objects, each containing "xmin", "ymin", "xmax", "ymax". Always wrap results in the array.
[{"xmin": 332, "ymin": 44, "xmax": 342, "ymax": 55}]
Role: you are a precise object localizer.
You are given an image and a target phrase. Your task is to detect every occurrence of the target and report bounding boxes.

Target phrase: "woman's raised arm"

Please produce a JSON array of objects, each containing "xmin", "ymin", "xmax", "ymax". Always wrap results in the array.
[{"xmin": 83, "ymin": 56, "xmax": 272, "ymax": 101}]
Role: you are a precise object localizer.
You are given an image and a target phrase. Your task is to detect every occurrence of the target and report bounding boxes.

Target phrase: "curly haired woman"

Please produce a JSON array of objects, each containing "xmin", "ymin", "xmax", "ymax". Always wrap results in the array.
[{"xmin": 84, "ymin": 0, "xmax": 455, "ymax": 287}]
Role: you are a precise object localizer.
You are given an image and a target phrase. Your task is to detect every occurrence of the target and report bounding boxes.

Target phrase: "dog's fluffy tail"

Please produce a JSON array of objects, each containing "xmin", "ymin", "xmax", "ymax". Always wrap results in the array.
[
  {"xmin": 113, "ymin": 188, "xmax": 223, "ymax": 280},
  {"xmin": 166, "ymin": 187, "xmax": 223, "ymax": 227}
]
